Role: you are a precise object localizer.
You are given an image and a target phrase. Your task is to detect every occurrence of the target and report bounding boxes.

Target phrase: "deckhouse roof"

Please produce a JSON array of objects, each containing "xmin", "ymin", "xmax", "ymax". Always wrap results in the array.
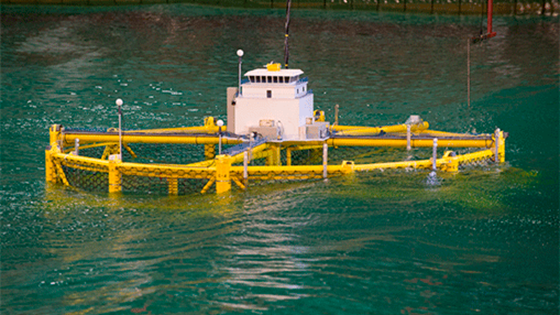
[{"xmin": 244, "ymin": 68, "xmax": 304, "ymax": 77}]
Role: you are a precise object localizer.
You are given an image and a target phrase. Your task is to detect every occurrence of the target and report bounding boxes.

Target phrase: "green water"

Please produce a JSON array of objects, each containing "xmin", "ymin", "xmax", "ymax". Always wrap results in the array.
[{"xmin": 1, "ymin": 4, "xmax": 559, "ymax": 314}]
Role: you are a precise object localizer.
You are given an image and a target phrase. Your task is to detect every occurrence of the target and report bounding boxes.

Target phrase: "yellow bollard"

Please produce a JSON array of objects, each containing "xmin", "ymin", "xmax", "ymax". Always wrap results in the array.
[
  {"xmin": 108, "ymin": 155, "xmax": 122, "ymax": 193},
  {"xmin": 49, "ymin": 124, "xmax": 62, "ymax": 147},
  {"xmin": 441, "ymin": 151, "xmax": 459, "ymax": 172},
  {"xmin": 341, "ymin": 161, "xmax": 355, "ymax": 174},
  {"xmin": 215, "ymin": 155, "xmax": 232, "ymax": 194}
]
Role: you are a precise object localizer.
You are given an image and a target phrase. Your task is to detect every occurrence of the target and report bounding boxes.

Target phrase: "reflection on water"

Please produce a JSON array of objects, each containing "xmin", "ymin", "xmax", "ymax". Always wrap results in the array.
[{"xmin": 1, "ymin": 4, "xmax": 558, "ymax": 315}]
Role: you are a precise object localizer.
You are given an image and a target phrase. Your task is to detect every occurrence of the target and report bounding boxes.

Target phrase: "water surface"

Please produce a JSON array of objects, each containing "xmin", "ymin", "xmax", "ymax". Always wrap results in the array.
[{"xmin": 1, "ymin": 4, "xmax": 558, "ymax": 314}]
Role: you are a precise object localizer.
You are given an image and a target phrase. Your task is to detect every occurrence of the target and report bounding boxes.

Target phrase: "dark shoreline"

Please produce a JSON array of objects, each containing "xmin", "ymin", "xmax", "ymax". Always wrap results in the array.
[{"xmin": 1, "ymin": 0, "xmax": 557, "ymax": 16}]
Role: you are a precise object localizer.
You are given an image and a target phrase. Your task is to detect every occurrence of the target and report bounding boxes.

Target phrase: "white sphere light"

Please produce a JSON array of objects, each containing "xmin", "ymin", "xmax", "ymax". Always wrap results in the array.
[
  {"xmin": 217, "ymin": 120, "xmax": 224, "ymax": 127},
  {"xmin": 236, "ymin": 49, "xmax": 244, "ymax": 57},
  {"xmin": 116, "ymin": 99, "xmax": 123, "ymax": 106}
]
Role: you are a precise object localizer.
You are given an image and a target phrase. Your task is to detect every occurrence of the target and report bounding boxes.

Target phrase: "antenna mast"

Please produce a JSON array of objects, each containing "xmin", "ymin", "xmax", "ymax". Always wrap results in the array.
[{"xmin": 284, "ymin": 0, "xmax": 292, "ymax": 69}]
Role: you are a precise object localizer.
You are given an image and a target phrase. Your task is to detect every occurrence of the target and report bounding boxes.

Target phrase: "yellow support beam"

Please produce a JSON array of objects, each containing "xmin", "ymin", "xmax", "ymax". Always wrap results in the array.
[
  {"xmin": 231, "ymin": 176, "xmax": 246, "ymax": 190},
  {"xmin": 45, "ymin": 146, "xmax": 57, "ymax": 184},
  {"xmin": 54, "ymin": 158, "xmax": 70, "ymax": 186},
  {"xmin": 200, "ymin": 177, "xmax": 216, "ymax": 194}
]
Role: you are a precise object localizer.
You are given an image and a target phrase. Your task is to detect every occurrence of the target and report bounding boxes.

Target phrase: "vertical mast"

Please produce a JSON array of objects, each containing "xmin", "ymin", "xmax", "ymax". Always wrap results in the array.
[
  {"xmin": 284, "ymin": 0, "xmax": 292, "ymax": 69},
  {"xmin": 473, "ymin": 0, "xmax": 496, "ymax": 42},
  {"xmin": 486, "ymin": 0, "xmax": 496, "ymax": 38}
]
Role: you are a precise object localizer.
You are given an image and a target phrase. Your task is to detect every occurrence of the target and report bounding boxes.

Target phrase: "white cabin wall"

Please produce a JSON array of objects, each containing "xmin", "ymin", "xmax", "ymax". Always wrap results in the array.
[{"xmin": 234, "ymin": 97, "xmax": 312, "ymax": 139}]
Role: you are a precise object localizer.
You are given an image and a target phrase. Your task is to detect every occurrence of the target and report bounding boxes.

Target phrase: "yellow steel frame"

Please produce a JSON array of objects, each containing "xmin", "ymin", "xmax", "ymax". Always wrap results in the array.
[{"xmin": 46, "ymin": 121, "xmax": 506, "ymax": 195}]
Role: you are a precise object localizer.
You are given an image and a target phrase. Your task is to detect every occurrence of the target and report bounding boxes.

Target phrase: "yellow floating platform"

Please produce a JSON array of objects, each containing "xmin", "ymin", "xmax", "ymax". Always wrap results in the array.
[{"xmin": 45, "ymin": 117, "xmax": 506, "ymax": 195}]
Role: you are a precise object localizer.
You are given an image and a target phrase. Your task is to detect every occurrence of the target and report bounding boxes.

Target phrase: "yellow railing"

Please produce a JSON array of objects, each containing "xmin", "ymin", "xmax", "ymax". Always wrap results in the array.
[{"xmin": 45, "ymin": 122, "xmax": 506, "ymax": 195}]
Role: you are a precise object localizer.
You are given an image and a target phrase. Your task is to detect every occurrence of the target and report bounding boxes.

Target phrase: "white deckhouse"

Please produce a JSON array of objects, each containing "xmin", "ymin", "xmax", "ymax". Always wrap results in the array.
[{"xmin": 226, "ymin": 62, "xmax": 329, "ymax": 141}]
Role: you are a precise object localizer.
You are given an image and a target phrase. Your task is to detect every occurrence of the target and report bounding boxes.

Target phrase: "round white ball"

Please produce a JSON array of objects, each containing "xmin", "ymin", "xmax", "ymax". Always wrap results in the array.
[
  {"xmin": 217, "ymin": 119, "xmax": 224, "ymax": 127},
  {"xmin": 236, "ymin": 49, "xmax": 244, "ymax": 57},
  {"xmin": 116, "ymin": 99, "xmax": 123, "ymax": 106}
]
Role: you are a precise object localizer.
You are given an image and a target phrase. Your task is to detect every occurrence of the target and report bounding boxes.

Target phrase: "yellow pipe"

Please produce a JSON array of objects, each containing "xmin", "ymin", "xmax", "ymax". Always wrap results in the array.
[
  {"xmin": 63, "ymin": 133, "xmax": 243, "ymax": 146},
  {"xmin": 417, "ymin": 129, "xmax": 482, "ymax": 137},
  {"xmin": 328, "ymin": 138, "xmax": 492, "ymax": 148},
  {"xmin": 53, "ymin": 152, "xmax": 110, "ymax": 168},
  {"xmin": 230, "ymin": 164, "xmax": 346, "ymax": 175},
  {"xmin": 128, "ymin": 126, "xmax": 219, "ymax": 134},
  {"xmin": 117, "ymin": 162, "xmax": 214, "ymax": 178},
  {"xmin": 332, "ymin": 122, "xmax": 429, "ymax": 135},
  {"xmin": 353, "ymin": 160, "xmax": 431, "ymax": 171}
]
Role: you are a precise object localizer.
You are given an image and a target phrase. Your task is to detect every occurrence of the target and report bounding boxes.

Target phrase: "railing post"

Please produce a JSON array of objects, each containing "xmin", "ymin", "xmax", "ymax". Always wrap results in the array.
[
  {"xmin": 494, "ymin": 128, "xmax": 505, "ymax": 163},
  {"xmin": 243, "ymin": 151, "xmax": 249, "ymax": 186},
  {"xmin": 432, "ymin": 138, "xmax": 438, "ymax": 170},
  {"xmin": 215, "ymin": 155, "xmax": 232, "ymax": 194},
  {"xmin": 73, "ymin": 138, "xmax": 80, "ymax": 155},
  {"xmin": 498, "ymin": 130, "xmax": 506, "ymax": 163},
  {"xmin": 406, "ymin": 124, "xmax": 412, "ymax": 151},
  {"xmin": 323, "ymin": 143, "xmax": 328, "ymax": 179},
  {"xmin": 108, "ymin": 154, "xmax": 122, "ymax": 193}
]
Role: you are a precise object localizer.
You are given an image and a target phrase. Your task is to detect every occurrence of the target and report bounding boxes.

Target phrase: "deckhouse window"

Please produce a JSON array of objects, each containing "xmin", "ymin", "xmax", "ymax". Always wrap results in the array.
[
  {"xmin": 267, "ymin": 90, "xmax": 272, "ymax": 98},
  {"xmin": 249, "ymin": 76, "xmax": 255, "ymax": 82},
  {"xmin": 279, "ymin": 77, "xmax": 284, "ymax": 83},
  {"xmin": 285, "ymin": 76, "xmax": 290, "ymax": 82},
  {"xmin": 273, "ymin": 76, "xmax": 278, "ymax": 83},
  {"xmin": 267, "ymin": 76, "xmax": 272, "ymax": 83},
  {"xmin": 256, "ymin": 76, "xmax": 261, "ymax": 83}
]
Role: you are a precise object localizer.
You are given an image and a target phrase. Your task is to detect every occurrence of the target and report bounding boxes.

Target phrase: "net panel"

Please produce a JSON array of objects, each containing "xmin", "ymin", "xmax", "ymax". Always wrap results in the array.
[{"xmin": 53, "ymin": 155, "xmax": 109, "ymax": 193}]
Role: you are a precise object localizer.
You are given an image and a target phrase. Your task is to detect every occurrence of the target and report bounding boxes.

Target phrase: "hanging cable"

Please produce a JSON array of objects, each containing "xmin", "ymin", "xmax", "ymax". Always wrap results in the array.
[{"xmin": 284, "ymin": 0, "xmax": 292, "ymax": 69}]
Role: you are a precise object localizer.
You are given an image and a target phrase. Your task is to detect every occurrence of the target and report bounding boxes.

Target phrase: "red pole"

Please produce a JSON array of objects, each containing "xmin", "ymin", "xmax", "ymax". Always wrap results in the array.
[
  {"xmin": 486, "ymin": 0, "xmax": 497, "ymax": 38},
  {"xmin": 487, "ymin": 0, "xmax": 493, "ymax": 34}
]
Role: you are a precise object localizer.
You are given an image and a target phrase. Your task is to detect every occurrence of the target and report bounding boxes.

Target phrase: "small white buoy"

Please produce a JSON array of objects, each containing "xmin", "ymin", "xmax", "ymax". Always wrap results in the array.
[
  {"xmin": 116, "ymin": 99, "xmax": 123, "ymax": 106},
  {"xmin": 217, "ymin": 120, "xmax": 224, "ymax": 127},
  {"xmin": 236, "ymin": 49, "xmax": 244, "ymax": 57}
]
